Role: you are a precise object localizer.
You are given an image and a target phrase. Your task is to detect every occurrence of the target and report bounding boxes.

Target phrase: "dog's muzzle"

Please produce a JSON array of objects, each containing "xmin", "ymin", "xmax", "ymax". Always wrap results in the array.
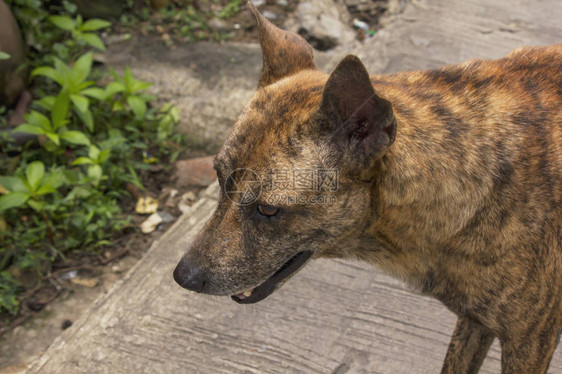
[
  {"xmin": 231, "ymin": 250, "xmax": 313, "ymax": 304},
  {"xmin": 173, "ymin": 258, "xmax": 207, "ymax": 293}
]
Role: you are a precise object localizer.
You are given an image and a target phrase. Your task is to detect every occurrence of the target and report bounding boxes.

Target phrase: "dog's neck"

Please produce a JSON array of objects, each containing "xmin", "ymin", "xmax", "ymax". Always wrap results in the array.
[{"xmin": 349, "ymin": 78, "xmax": 496, "ymax": 285}]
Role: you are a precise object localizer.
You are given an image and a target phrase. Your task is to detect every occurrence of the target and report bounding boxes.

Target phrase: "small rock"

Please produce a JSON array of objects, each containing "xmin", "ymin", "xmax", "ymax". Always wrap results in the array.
[
  {"xmin": 352, "ymin": 18, "xmax": 369, "ymax": 31},
  {"xmin": 178, "ymin": 204, "xmax": 191, "ymax": 215},
  {"xmin": 61, "ymin": 319, "xmax": 73, "ymax": 330},
  {"xmin": 285, "ymin": 0, "xmax": 356, "ymax": 50},
  {"xmin": 71, "ymin": 276, "xmax": 99, "ymax": 288},
  {"xmin": 158, "ymin": 210, "xmax": 175, "ymax": 223},
  {"xmin": 60, "ymin": 270, "xmax": 78, "ymax": 280},
  {"xmin": 125, "ymin": 183, "xmax": 140, "ymax": 199},
  {"xmin": 161, "ymin": 187, "xmax": 179, "ymax": 208},
  {"xmin": 252, "ymin": 0, "xmax": 265, "ymax": 6},
  {"xmin": 174, "ymin": 156, "xmax": 217, "ymax": 187},
  {"xmin": 111, "ymin": 264, "xmax": 122, "ymax": 273},
  {"xmin": 182, "ymin": 191, "xmax": 197, "ymax": 202},
  {"xmin": 208, "ymin": 18, "xmax": 228, "ymax": 31},
  {"xmin": 262, "ymin": 10, "xmax": 278, "ymax": 20},
  {"xmin": 178, "ymin": 191, "xmax": 198, "ymax": 213},
  {"xmin": 141, "ymin": 212, "xmax": 164, "ymax": 234},
  {"xmin": 26, "ymin": 298, "xmax": 46, "ymax": 311},
  {"xmin": 276, "ymin": 0, "xmax": 288, "ymax": 6}
]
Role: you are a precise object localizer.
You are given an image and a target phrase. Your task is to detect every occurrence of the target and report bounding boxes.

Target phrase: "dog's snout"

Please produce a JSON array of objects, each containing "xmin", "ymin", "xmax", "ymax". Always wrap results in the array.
[{"xmin": 173, "ymin": 258, "xmax": 207, "ymax": 293}]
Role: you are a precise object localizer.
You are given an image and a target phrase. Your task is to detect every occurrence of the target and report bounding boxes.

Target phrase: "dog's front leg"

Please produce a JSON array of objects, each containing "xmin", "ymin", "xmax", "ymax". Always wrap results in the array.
[
  {"xmin": 500, "ymin": 327, "xmax": 559, "ymax": 374},
  {"xmin": 440, "ymin": 316, "xmax": 495, "ymax": 374}
]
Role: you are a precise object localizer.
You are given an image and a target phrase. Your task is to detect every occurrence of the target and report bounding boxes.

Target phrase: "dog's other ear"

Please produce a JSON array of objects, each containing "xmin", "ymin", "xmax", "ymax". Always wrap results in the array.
[
  {"xmin": 248, "ymin": 1, "xmax": 316, "ymax": 87},
  {"xmin": 320, "ymin": 55, "xmax": 396, "ymax": 162}
]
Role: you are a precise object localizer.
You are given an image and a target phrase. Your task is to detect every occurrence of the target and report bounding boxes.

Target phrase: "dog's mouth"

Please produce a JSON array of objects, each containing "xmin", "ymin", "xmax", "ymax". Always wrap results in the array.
[{"xmin": 231, "ymin": 250, "xmax": 313, "ymax": 304}]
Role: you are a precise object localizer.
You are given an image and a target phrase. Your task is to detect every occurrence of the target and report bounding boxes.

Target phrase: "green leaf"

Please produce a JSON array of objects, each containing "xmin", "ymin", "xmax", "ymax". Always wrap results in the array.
[
  {"xmin": 27, "ymin": 199, "xmax": 44, "ymax": 212},
  {"xmin": 0, "ymin": 192, "xmax": 29, "ymax": 212},
  {"xmin": 98, "ymin": 149, "xmax": 111, "ymax": 163},
  {"xmin": 129, "ymin": 80, "xmax": 152, "ymax": 93},
  {"xmin": 81, "ymin": 87, "xmax": 106, "ymax": 101},
  {"xmin": 0, "ymin": 176, "xmax": 28, "ymax": 193},
  {"xmin": 0, "ymin": 51, "xmax": 10, "ymax": 60},
  {"xmin": 26, "ymin": 161, "xmax": 45, "ymax": 192},
  {"xmin": 72, "ymin": 157, "xmax": 94, "ymax": 165},
  {"xmin": 71, "ymin": 52, "xmax": 93, "ymax": 84},
  {"xmin": 127, "ymin": 96, "xmax": 147, "ymax": 119},
  {"xmin": 105, "ymin": 81, "xmax": 126, "ymax": 97},
  {"xmin": 35, "ymin": 96, "xmax": 56, "ymax": 111},
  {"xmin": 51, "ymin": 91, "xmax": 70, "ymax": 130},
  {"xmin": 49, "ymin": 15, "xmax": 75, "ymax": 31},
  {"xmin": 74, "ymin": 107, "xmax": 94, "ymax": 132},
  {"xmin": 112, "ymin": 101, "xmax": 126, "ymax": 112},
  {"xmin": 13, "ymin": 123, "xmax": 45, "ymax": 135},
  {"xmin": 81, "ymin": 19, "xmax": 111, "ymax": 31},
  {"xmin": 88, "ymin": 145, "xmax": 100, "ymax": 161},
  {"xmin": 63, "ymin": 1, "xmax": 78, "ymax": 14},
  {"xmin": 123, "ymin": 67, "xmax": 134, "ymax": 93},
  {"xmin": 79, "ymin": 33, "xmax": 106, "ymax": 51},
  {"xmin": 88, "ymin": 164, "xmax": 102, "ymax": 186},
  {"xmin": 53, "ymin": 58, "xmax": 72, "ymax": 88},
  {"xmin": 36, "ymin": 184, "xmax": 56, "ymax": 195},
  {"xmin": 45, "ymin": 132, "xmax": 60, "ymax": 146},
  {"xmin": 31, "ymin": 67, "xmax": 64, "ymax": 85},
  {"xmin": 60, "ymin": 131, "xmax": 91, "ymax": 146},
  {"xmin": 42, "ymin": 170, "xmax": 65, "ymax": 190},
  {"xmin": 77, "ymin": 81, "xmax": 94, "ymax": 91},
  {"xmin": 70, "ymin": 94, "xmax": 89, "ymax": 113},
  {"xmin": 23, "ymin": 111, "xmax": 53, "ymax": 133}
]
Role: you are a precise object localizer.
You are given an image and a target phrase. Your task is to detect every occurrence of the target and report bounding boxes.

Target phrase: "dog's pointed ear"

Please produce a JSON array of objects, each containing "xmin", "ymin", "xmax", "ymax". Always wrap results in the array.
[
  {"xmin": 248, "ymin": 1, "xmax": 316, "ymax": 87},
  {"xmin": 320, "ymin": 55, "xmax": 396, "ymax": 162}
]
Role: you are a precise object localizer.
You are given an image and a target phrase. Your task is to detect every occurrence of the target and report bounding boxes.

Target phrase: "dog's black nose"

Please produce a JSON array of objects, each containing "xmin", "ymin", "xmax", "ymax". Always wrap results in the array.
[{"xmin": 173, "ymin": 259, "xmax": 207, "ymax": 293}]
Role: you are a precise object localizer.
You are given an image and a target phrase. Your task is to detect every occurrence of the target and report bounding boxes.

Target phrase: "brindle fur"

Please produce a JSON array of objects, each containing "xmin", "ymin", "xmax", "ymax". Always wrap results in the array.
[{"xmin": 174, "ymin": 3, "xmax": 562, "ymax": 373}]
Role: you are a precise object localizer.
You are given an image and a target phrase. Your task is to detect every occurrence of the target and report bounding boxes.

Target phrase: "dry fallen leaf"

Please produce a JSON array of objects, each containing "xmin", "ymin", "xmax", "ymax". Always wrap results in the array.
[
  {"xmin": 71, "ymin": 276, "xmax": 100, "ymax": 288},
  {"xmin": 135, "ymin": 196, "xmax": 158, "ymax": 214}
]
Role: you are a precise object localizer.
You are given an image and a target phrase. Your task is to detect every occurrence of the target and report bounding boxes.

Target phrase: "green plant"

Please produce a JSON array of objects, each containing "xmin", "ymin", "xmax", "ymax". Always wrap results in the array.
[
  {"xmin": 48, "ymin": 15, "xmax": 111, "ymax": 51},
  {"xmin": 219, "ymin": 0, "xmax": 241, "ymax": 19},
  {"xmin": 0, "ymin": 272, "xmax": 22, "ymax": 315},
  {"xmin": 30, "ymin": 51, "xmax": 99, "ymax": 132},
  {"xmin": 0, "ymin": 2, "xmax": 183, "ymax": 316},
  {"xmin": 0, "ymin": 161, "xmax": 62, "ymax": 244}
]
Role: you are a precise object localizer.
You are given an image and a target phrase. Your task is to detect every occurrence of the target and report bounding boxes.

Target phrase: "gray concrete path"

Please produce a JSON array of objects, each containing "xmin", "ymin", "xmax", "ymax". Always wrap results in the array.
[{"xmin": 28, "ymin": 0, "xmax": 562, "ymax": 373}]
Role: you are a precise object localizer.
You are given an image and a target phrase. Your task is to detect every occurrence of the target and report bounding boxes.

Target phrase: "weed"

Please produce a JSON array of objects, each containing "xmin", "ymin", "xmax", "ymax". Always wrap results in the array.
[{"xmin": 0, "ymin": 2, "xmax": 182, "ymax": 316}]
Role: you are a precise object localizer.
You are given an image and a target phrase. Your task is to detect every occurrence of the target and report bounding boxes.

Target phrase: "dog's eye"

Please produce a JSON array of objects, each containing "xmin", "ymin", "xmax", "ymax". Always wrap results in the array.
[{"xmin": 257, "ymin": 205, "xmax": 280, "ymax": 217}]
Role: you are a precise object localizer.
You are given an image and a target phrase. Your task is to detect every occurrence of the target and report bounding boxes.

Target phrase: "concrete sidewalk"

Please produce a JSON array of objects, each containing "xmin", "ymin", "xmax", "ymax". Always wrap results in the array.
[{"xmin": 28, "ymin": 0, "xmax": 562, "ymax": 373}]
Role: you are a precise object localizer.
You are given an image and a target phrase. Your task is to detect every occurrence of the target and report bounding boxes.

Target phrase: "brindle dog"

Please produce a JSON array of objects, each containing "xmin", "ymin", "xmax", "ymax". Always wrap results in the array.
[{"xmin": 174, "ymin": 3, "xmax": 561, "ymax": 373}]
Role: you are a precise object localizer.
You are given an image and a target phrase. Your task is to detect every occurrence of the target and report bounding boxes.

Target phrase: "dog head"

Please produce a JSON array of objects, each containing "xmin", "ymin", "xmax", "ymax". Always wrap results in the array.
[{"xmin": 173, "ymin": 2, "xmax": 396, "ymax": 303}]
